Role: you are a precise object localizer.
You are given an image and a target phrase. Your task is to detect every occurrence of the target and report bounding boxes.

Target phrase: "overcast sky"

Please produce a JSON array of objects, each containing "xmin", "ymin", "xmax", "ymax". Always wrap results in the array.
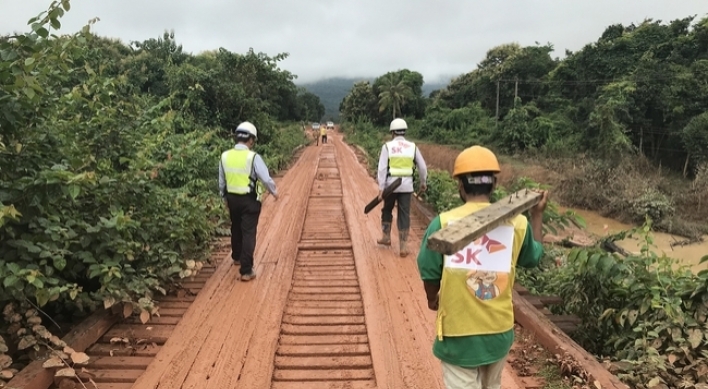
[{"xmin": 2, "ymin": 0, "xmax": 708, "ymax": 84}]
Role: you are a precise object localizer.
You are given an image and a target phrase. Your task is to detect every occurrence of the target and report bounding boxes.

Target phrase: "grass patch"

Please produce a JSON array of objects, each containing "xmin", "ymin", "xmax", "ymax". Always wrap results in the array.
[{"xmin": 537, "ymin": 365, "xmax": 574, "ymax": 389}]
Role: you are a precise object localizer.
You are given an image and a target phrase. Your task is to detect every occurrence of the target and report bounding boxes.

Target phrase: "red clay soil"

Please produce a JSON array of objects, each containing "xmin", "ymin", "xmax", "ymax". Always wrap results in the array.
[{"xmin": 129, "ymin": 133, "xmax": 526, "ymax": 389}]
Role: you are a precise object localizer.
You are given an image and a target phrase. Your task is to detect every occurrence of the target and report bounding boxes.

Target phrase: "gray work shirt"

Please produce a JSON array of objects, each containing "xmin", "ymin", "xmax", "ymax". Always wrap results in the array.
[
  {"xmin": 377, "ymin": 136, "xmax": 428, "ymax": 193},
  {"xmin": 218, "ymin": 144, "xmax": 278, "ymax": 198}
]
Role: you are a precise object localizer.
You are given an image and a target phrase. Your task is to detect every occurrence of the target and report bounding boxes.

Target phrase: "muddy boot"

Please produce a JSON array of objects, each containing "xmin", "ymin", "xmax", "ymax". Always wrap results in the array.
[
  {"xmin": 399, "ymin": 230, "xmax": 410, "ymax": 257},
  {"xmin": 377, "ymin": 222, "xmax": 392, "ymax": 246}
]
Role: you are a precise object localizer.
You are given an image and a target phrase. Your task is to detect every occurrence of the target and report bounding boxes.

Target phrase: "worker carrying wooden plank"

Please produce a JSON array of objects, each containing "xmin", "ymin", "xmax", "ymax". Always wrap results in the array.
[{"xmin": 415, "ymin": 145, "xmax": 548, "ymax": 389}]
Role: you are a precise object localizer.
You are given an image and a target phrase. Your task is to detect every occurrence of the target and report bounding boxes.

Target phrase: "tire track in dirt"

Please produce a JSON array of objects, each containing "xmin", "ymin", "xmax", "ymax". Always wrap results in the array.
[
  {"xmin": 268, "ymin": 144, "xmax": 377, "ymax": 389},
  {"xmin": 334, "ymin": 136, "xmax": 445, "ymax": 389}
]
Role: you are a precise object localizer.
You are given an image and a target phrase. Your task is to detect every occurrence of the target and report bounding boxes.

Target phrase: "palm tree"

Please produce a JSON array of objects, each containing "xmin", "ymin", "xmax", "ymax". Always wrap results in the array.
[{"xmin": 378, "ymin": 74, "xmax": 414, "ymax": 120}]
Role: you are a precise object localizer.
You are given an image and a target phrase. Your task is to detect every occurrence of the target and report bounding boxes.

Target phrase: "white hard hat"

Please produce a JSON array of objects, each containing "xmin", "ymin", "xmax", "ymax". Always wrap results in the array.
[
  {"xmin": 235, "ymin": 121, "xmax": 258, "ymax": 139},
  {"xmin": 389, "ymin": 118, "xmax": 407, "ymax": 132}
]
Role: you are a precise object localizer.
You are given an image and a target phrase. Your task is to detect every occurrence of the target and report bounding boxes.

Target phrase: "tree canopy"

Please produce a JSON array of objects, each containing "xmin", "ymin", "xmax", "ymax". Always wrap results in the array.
[
  {"xmin": 0, "ymin": 0, "xmax": 308, "ymax": 372},
  {"xmin": 339, "ymin": 16, "xmax": 708, "ymax": 175}
]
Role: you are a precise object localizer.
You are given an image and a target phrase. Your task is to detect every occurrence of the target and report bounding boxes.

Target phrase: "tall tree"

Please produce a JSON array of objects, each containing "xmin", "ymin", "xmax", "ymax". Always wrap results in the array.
[
  {"xmin": 296, "ymin": 90, "xmax": 325, "ymax": 122},
  {"xmin": 377, "ymin": 73, "xmax": 414, "ymax": 120},
  {"xmin": 339, "ymin": 81, "xmax": 378, "ymax": 122}
]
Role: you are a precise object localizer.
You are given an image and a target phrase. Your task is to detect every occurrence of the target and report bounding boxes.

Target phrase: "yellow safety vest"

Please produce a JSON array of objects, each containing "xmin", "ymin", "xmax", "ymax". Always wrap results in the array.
[
  {"xmin": 435, "ymin": 202, "xmax": 528, "ymax": 340},
  {"xmin": 320, "ymin": 128, "xmax": 326, "ymax": 136},
  {"xmin": 221, "ymin": 148, "xmax": 258, "ymax": 197},
  {"xmin": 386, "ymin": 139, "xmax": 416, "ymax": 177}
]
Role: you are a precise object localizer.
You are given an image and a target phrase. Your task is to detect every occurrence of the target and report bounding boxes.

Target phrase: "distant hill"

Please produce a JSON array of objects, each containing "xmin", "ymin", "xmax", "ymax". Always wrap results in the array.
[
  {"xmin": 299, "ymin": 77, "xmax": 452, "ymax": 122},
  {"xmin": 422, "ymin": 81, "xmax": 449, "ymax": 97},
  {"xmin": 299, "ymin": 77, "xmax": 373, "ymax": 122}
]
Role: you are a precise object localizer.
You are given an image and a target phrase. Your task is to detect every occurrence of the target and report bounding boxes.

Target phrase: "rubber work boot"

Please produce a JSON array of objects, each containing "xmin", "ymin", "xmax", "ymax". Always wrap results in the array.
[
  {"xmin": 377, "ymin": 222, "xmax": 392, "ymax": 246},
  {"xmin": 399, "ymin": 230, "xmax": 410, "ymax": 257},
  {"xmin": 241, "ymin": 270, "xmax": 256, "ymax": 282}
]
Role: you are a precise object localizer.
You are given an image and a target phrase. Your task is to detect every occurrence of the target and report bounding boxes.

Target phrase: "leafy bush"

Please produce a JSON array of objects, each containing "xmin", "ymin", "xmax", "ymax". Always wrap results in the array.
[
  {"xmin": 420, "ymin": 170, "xmax": 462, "ymax": 212},
  {"xmin": 630, "ymin": 188, "xmax": 675, "ymax": 224},
  {"xmin": 0, "ymin": 1, "xmax": 307, "ymax": 378},
  {"xmin": 257, "ymin": 123, "xmax": 309, "ymax": 171},
  {"xmin": 340, "ymin": 120, "xmax": 387, "ymax": 172},
  {"xmin": 411, "ymin": 103, "xmax": 494, "ymax": 147},
  {"xmin": 542, "ymin": 222, "xmax": 708, "ymax": 388}
]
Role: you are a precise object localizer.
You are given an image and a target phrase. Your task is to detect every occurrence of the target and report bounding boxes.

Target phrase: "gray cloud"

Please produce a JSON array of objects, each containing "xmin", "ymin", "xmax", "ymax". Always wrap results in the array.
[{"xmin": 2, "ymin": 0, "xmax": 707, "ymax": 84}]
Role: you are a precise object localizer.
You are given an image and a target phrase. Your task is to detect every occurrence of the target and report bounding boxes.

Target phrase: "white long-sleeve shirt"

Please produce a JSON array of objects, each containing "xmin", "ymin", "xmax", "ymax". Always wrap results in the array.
[{"xmin": 377, "ymin": 136, "xmax": 428, "ymax": 193}]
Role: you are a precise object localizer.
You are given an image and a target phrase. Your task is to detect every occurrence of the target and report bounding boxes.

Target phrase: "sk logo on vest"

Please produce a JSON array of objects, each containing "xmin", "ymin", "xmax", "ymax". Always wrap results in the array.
[
  {"xmin": 451, "ymin": 234, "xmax": 506, "ymax": 266},
  {"xmin": 391, "ymin": 146, "xmax": 403, "ymax": 154}
]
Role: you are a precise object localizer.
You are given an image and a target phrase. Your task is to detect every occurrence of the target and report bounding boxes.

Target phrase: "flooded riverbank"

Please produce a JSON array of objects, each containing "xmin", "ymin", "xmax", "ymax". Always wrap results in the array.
[{"xmin": 560, "ymin": 207, "xmax": 708, "ymax": 272}]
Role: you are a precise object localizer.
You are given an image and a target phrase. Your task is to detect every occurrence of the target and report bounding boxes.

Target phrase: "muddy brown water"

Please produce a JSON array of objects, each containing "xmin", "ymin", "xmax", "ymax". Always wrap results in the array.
[{"xmin": 561, "ymin": 207, "xmax": 708, "ymax": 272}]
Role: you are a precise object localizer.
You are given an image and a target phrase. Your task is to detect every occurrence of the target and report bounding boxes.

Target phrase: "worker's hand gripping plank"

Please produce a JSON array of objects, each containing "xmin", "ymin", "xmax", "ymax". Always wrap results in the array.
[
  {"xmin": 363, "ymin": 177, "xmax": 402, "ymax": 214},
  {"xmin": 426, "ymin": 189, "xmax": 542, "ymax": 255}
]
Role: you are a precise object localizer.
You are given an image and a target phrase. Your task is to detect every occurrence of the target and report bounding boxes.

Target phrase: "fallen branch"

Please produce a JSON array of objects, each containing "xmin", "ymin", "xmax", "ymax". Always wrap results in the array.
[
  {"xmin": 669, "ymin": 236, "xmax": 704, "ymax": 248},
  {"xmin": 601, "ymin": 240, "xmax": 631, "ymax": 257},
  {"xmin": 24, "ymin": 298, "xmax": 62, "ymax": 332}
]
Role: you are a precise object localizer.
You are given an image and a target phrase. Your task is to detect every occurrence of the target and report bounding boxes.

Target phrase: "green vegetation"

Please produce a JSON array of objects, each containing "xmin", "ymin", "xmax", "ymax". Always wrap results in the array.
[
  {"xmin": 300, "ymin": 77, "xmax": 447, "ymax": 122},
  {"xmin": 0, "ymin": 0, "xmax": 308, "ymax": 375},
  {"xmin": 340, "ymin": 122, "xmax": 583, "ymax": 237},
  {"xmin": 519, "ymin": 224, "xmax": 708, "ymax": 389},
  {"xmin": 342, "ymin": 121, "xmax": 708, "ymax": 388},
  {"xmin": 295, "ymin": 90, "xmax": 326, "ymax": 124},
  {"xmin": 301, "ymin": 77, "xmax": 373, "ymax": 121},
  {"xmin": 338, "ymin": 17, "xmax": 708, "ymax": 239},
  {"xmin": 2, "ymin": 0, "xmax": 707, "ymax": 386},
  {"xmin": 339, "ymin": 16, "xmax": 708, "ymax": 385}
]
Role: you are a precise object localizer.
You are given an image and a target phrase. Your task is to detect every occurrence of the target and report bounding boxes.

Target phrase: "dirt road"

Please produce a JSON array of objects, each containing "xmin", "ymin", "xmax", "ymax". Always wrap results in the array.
[{"xmin": 129, "ymin": 133, "xmax": 525, "ymax": 389}]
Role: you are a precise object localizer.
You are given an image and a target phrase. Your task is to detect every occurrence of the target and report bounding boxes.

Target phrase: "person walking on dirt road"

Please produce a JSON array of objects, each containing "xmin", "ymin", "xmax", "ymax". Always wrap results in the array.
[
  {"xmin": 320, "ymin": 125, "xmax": 328, "ymax": 144},
  {"xmin": 219, "ymin": 121, "xmax": 279, "ymax": 282},
  {"xmin": 376, "ymin": 118, "xmax": 427, "ymax": 257},
  {"xmin": 416, "ymin": 145, "xmax": 548, "ymax": 389}
]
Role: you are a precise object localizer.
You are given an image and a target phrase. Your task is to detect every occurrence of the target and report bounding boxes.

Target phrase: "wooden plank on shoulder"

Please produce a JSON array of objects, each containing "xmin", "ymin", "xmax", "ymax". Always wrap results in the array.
[
  {"xmin": 512, "ymin": 290, "xmax": 628, "ymax": 389},
  {"xmin": 6, "ymin": 308, "xmax": 120, "ymax": 389},
  {"xmin": 426, "ymin": 189, "xmax": 542, "ymax": 255}
]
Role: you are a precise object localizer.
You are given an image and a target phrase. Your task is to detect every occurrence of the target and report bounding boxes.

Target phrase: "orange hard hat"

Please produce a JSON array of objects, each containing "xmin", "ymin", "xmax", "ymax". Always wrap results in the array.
[{"xmin": 452, "ymin": 145, "xmax": 501, "ymax": 177}]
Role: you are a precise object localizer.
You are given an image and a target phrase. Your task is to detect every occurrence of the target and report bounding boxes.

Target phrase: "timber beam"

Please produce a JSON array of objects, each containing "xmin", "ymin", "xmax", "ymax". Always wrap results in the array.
[{"xmin": 427, "ymin": 189, "xmax": 542, "ymax": 255}]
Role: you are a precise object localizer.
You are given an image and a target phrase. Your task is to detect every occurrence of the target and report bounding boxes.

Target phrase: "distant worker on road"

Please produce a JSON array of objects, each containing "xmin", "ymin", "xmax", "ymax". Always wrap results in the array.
[
  {"xmin": 415, "ymin": 145, "xmax": 548, "ymax": 389},
  {"xmin": 376, "ymin": 118, "xmax": 427, "ymax": 257},
  {"xmin": 219, "ymin": 121, "xmax": 279, "ymax": 282},
  {"xmin": 320, "ymin": 125, "xmax": 327, "ymax": 144}
]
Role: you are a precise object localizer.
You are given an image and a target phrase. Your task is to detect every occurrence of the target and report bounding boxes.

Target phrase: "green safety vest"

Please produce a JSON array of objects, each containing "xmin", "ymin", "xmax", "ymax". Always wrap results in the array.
[
  {"xmin": 221, "ymin": 149, "xmax": 265, "ymax": 201},
  {"xmin": 386, "ymin": 139, "xmax": 416, "ymax": 177}
]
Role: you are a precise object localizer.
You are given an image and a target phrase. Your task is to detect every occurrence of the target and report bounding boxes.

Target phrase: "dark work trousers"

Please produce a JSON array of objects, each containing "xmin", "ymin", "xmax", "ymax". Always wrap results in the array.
[
  {"xmin": 226, "ymin": 193, "xmax": 262, "ymax": 275},
  {"xmin": 322, "ymin": 135, "xmax": 328, "ymax": 144},
  {"xmin": 381, "ymin": 192, "xmax": 412, "ymax": 232}
]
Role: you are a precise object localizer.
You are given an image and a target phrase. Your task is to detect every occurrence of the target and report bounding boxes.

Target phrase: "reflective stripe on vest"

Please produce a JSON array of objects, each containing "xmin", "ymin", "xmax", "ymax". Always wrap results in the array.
[
  {"xmin": 435, "ymin": 202, "xmax": 528, "ymax": 340},
  {"xmin": 222, "ymin": 149, "xmax": 256, "ymax": 194},
  {"xmin": 386, "ymin": 139, "xmax": 416, "ymax": 177}
]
